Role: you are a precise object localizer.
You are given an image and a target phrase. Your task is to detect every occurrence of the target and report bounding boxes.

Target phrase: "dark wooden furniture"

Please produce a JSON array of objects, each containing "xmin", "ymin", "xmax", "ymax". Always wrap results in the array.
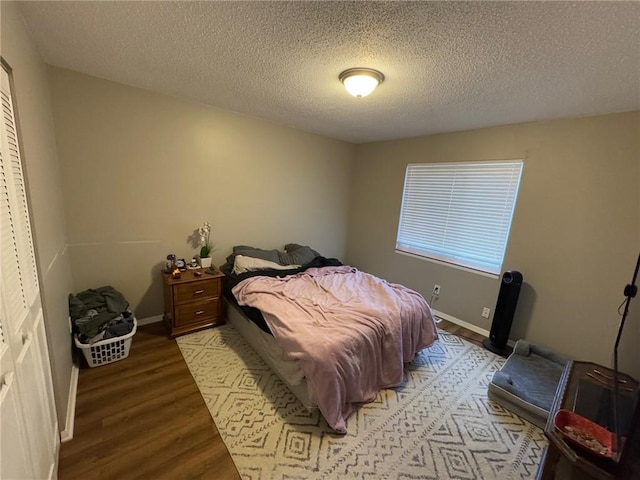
[
  {"xmin": 536, "ymin": 361, "xmax": 640, "ymax": 480},
  {"xmin": 163, "ymin": 267, "xmax": 225, "ymax": 338}
]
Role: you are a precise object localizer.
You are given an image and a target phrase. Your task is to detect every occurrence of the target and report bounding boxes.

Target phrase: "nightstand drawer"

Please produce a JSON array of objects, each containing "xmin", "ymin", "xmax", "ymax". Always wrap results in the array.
[
  {"xmin": 175, "ymin": 299, "xmax": 221, "ymax": 326},
  {"xmin": 175, "ymin": 280, "xmax": 221, "ymax": 304}
]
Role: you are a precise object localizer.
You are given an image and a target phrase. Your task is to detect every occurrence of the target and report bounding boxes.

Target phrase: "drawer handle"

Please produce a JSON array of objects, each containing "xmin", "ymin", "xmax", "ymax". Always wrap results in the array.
[
  {"xmin": 195, "ymin": 310, "xmax": 205, "ymax": 315},
  {"xmin": 194, "ymin": 289, "xmax": 204, "ymax": 295}
]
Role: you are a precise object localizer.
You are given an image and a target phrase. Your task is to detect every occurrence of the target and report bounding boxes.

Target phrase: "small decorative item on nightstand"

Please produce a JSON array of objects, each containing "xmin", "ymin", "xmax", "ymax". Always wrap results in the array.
[
  {"xmin": 198, "ymin": 256, "xmax": 212, "ymax": 269},
  {"xmin": 197, "ymin": 221, "xmax": 214, "ymax": 268},
  {"xmin": 165, "ymin": 253, "xmax": 177, "ymax": 273}
]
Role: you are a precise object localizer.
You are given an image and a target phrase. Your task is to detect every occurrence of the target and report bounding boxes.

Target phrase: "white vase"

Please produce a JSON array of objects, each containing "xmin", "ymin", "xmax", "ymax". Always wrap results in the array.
[{"xmin": 198, "ymin": 256, "xmax": 212, "ymax": 269}]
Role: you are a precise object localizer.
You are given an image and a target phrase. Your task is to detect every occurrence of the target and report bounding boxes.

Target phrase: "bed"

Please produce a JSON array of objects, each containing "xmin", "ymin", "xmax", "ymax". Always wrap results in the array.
[{"xmin": 222, "ymin": 244, "xmax": 439, "ymax": 433}]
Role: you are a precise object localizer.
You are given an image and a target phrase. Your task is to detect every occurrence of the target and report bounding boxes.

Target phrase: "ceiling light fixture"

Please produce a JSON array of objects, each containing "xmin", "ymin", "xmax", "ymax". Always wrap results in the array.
[{"xmin": 339, "ymin": 68, "xmax": 385, "ymax": 98}]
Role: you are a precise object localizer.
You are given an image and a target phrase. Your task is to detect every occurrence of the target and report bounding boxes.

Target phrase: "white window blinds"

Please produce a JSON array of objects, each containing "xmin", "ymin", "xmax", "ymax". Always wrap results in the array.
[{"xmin": 396, "ymin": 160, "xmax": 523, "ymax": 276}]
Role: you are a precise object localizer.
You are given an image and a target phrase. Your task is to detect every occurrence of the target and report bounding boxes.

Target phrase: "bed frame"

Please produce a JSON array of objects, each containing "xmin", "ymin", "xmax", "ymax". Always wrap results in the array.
[{"xmin": 226, "ymin": 299, "xmax": 317, "ymax": 410}]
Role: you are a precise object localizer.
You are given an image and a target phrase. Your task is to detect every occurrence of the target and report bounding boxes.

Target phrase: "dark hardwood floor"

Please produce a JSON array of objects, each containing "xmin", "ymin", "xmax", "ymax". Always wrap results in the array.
[
  {"xmin": 436, "ymin": 318, "xmax": 485, "ymax": 347},
  {"xmin": 59, "ymin": 318, "xmax": 486, "ymax": 479},
  {"xmin": 58, "ymin": 322, "xmax": 241, "ymax": 480}
]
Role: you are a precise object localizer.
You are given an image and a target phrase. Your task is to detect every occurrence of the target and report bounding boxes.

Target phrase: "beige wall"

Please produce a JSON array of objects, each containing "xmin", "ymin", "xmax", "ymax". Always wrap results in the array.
[
  {"xmin": 1, "ymin": 2, "xmax": 75, "ymax": 429},
  {"xmin": 47, "ymin": 67, "xmax": 354, "ymax": 319},
  {"xmin": 347, "ymin": 112, "xmax": 640, "ymax": 376}
]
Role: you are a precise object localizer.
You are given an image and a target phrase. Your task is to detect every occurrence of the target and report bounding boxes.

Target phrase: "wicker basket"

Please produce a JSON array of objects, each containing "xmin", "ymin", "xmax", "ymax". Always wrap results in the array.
[{"xmin": 74, "ymin": 318, "xmax": 137, "ymax": 368}]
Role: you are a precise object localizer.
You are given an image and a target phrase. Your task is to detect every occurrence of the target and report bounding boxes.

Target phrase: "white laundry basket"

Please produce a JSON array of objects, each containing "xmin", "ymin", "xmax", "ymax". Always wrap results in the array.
[{"xmin": 74, "ymin": 318, "xmax": 137, "ymax": 368}]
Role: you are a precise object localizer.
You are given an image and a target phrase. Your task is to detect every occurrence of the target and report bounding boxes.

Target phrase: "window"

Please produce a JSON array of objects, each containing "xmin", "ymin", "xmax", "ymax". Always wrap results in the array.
[{"xmin": 395, "ymin": 160, "xmax": 523, "ymax": 276}]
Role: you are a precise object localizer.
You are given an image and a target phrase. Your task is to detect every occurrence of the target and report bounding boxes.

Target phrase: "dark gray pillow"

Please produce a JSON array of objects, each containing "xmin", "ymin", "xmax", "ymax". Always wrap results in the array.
[
  {"xmin": 221, "ymin": 246, "xmax": 282, "ymax": 275},
  {"xmin": 232, "ymin": 245, "xmax": 281, "ymax": 263},
  {"xmin": 279, "ymin": 244, "xmax": 321, "ymax": 266},
  {"xmin": 220, "ymin": 244, "xmax": 322, "ymax": 275}
]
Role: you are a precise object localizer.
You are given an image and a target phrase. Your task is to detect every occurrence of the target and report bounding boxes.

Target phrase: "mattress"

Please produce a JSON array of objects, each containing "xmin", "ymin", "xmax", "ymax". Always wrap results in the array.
[{"xmin": 226, "ymin": 299, "xmax": 317, "ymax": 409}]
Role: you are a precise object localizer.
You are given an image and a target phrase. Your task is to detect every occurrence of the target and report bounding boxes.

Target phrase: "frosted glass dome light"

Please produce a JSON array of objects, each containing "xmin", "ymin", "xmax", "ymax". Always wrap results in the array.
[{"xmin": 339, "ymin": 68, "xmax": 385, "ymax": 98}]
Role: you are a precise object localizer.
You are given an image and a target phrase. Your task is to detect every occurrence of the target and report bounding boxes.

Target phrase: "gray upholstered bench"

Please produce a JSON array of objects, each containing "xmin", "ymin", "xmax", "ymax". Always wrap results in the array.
[{"xmin": 488, "ymin": 340, "xmax": 571, "ymax": 428}]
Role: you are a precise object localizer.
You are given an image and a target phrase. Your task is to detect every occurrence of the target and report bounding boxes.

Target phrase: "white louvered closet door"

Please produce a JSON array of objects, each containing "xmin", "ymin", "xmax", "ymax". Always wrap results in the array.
[{"xmin": 0, "ymin": 63, "xmax": 58, "ymax": 480}]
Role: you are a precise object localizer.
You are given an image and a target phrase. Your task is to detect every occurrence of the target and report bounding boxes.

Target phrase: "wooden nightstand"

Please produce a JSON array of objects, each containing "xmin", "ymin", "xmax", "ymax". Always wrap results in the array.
[{"xmin": 162, "ymin": 267, "xmax": 225, "ymax": 338}]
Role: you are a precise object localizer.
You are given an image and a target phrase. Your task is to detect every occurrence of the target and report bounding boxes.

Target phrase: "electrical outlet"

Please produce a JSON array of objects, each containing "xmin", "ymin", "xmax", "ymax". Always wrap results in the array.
[
  {"xmin": 481, "ymin": 307, "xmax": 491, "ymax": 318},
  {"xmin": 433, "ymin": 284, "xmax": 441, "ymax": 296}
]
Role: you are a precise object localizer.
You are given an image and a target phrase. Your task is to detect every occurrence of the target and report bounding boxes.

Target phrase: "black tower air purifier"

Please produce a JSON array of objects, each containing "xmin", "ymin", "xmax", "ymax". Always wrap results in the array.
[{"xmin": 482, "ymin": 270, "xmax": 523, "ymax": 356}]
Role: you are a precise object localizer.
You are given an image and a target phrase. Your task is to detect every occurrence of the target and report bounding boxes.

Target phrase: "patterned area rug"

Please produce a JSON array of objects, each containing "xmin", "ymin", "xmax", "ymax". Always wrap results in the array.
[{"xmin": 177, "ymin": 325, "xmax": 545, "ymax": 480}]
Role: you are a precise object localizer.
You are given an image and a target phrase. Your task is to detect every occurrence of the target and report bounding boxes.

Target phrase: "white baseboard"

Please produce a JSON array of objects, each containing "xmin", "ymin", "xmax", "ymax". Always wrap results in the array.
[
  {"xmin": 136, "ymin": 314, "xmax": 163, "ymax": 326},
  {"xmin": 432, "ymin": 309, "xmax": 490, "ymax": 337},
  {"xmin": 433, "ymin": 308, "xmax": 516, "ymax": 348},
  {"xmin": 60, "ymin": 362, "xmax": 79, "ymax": 443}
]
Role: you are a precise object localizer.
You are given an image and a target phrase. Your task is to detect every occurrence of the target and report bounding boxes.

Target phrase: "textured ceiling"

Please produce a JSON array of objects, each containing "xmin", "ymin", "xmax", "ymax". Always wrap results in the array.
[{"xmin": 17, "ymin": 1, "xmax": 640, "ymax": 144}]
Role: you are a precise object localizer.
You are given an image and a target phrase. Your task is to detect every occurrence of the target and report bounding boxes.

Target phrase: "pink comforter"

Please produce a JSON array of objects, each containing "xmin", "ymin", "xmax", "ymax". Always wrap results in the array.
[{"xmin": 232, "ymin": 266, "xmax": 438, "ymax": 433}]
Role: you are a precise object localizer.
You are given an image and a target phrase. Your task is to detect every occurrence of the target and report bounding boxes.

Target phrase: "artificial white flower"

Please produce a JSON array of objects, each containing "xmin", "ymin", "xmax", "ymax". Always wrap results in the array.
[{"xmin": 197, "ymin": 222, "xmax": 213, "ymax": 257}]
